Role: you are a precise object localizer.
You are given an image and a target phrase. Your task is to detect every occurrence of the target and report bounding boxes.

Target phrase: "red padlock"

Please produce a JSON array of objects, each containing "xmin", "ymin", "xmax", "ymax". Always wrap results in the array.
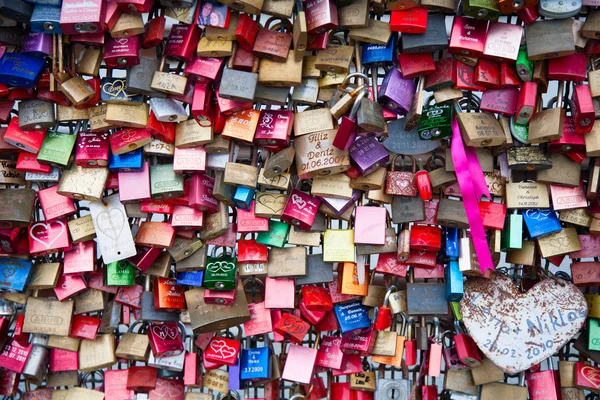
[
  {"xmin": 301, "ymin": 286, "xmax": 333, "ymax": 312},
  {"xmin": 237, "ymin": 237, "xmax": 268, "ymax": 263},
  {"xmin": 398, "ymin": 53, "xmax": 436, "ymax": 79},
  {"xmin": 390, "ymin": 7, "xmax": 428, "ymax": 33},
  {"xmin": 204, "ymin": 335, "xmax": 241, "ymax": 366},
  {"xmin": 147, "ymin": 111, "xmax": 176, "ymax": 143},
  {"xmin": 273, "ymin": 312, "xmax": 310, "ymax": 344},
  {"xmin": 410, "ymin": 225, "xmax": 442, "ymax": 252},
  {"xmin": 299, "ymin": 297, "xmax": 327, "ymax": 325},
  {"xmin": 571, "ymin": 84, "xmax": 595, "ymax": 135},
  {"xmin": 375, "ymin": 285, "xmax": 398, "ymax": 330},
  {"xmin": 500, "ymin": 62, "xmax": 522, "ymax": 88},
  {"xmin": 514, "ymin": 81, "xmax": 537, "ymax": 124},
  {"xmin": 475, "ymin": 59, "xmax": 501, "ymax": 89},
  {"xmin": 454, "ymin": 321, "xmax": 482, "ymax": 367},
  {"xmin": 414, "ymin": 162, "xmax": 432, "ymax": 201},
  {"xmin": 404, "ymin": 318, "xmax": 417, "ymax": 366},
  {"xmin": 478, "ymin": 201, "xmax": 507, "ymax": 230},
  {"xmin": 235, "ymin": 13, "xmax": 259, "ymax": 52},
  {"xmin": 142, "ymin": 10, "xmax": 166, "ymax": 49}
]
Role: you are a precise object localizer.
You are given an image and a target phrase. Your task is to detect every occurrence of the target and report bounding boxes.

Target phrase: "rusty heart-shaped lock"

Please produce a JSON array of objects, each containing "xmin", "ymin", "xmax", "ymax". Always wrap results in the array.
[{"xmin": 460, "ymin": 273, "xmax": 587, "ymax": 374}]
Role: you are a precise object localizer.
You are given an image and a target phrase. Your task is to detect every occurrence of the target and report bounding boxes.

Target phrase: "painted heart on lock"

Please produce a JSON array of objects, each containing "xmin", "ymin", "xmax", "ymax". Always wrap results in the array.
[
  {"xmin": 461, "ymin": 273, "xmax": 587, "ymax": 374},
  {"xmin": 581, "ymin": 366, "xmax": 600, "ymax": 389},
  {"xmin": 209, "ymin": 339, "xmax": 237, "ymax": 358},
  {"xmin": 152, "ymin": 324, "xmax": 179, "ymax": 341},
  {"xmin": 291, "ymin": 194, "xmax": 307, "ymax": 210},
  {"xmin": 29, "ymin": 220, "xmax": 66, "ymax": 249}
]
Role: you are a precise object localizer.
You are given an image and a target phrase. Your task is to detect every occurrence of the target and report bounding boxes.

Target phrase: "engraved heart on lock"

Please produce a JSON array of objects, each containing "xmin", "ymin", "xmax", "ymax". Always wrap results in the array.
[
  {"xmin": 96, "ymin": 209, "xmax": 125, "ymax": 241},
  {"xmin": 283, "ymin": 316, "xmax": 306, "ymax": 334},
  {"xmin": 2, "ymin": 267, "xmax": 15, "ymax": 280},
  {"xmin": 29, "ymin": 220, "xmax": 66, "ymax": 249},
  {"xmin": 257, "ymin": 194, "xmax": 285, "ymax": 213}
]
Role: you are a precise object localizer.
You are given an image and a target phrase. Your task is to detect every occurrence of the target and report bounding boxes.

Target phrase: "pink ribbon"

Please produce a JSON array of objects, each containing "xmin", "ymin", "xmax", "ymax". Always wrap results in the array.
[{"xmin": 450, "ymin": 118, "xmax": 494, "ymax": 273}]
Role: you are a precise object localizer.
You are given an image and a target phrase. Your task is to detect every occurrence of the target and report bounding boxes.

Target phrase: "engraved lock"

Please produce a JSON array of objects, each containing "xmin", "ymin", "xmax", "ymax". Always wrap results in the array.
[
  {"xmin": 18, "ymin": 99, "xmax": 55, "ymax": 130},
  {"xmin": 455, "ymin": 96, "xmax": 506, "ymax": 147},
  {"xmin": 219, "ymin": 46, "xmax": 259, "ymax": 102},
  {"xmin": 30, "ymin": 5, "xmax": 62, "ymax": 34},
  {"xmin": 151, "ymin": 56, "xmax": 189, "ymax": 96},
  {"xmin": 59, "ymin": 0, "xmax": 103, "ymax": 34},
  {"xmin": 315, "ymin": 33, "xmax": 354, "ymax": 74},
  {"xmin": 525, "ymin": 19, "xmax": 575, "ymax": 61},
  {"xmin": 418, "ymin": 98, "xmax": 453, "ymax": 140},
  {"xmin": 529, "ymin": 85, "xmax": 566, "ymax": 144},
  {"xmin": 104, "ymin": 36, "xmax": 141, "ymax": 68},
  {"xmin": 0, "ymin": 53, "xmax": 46, "ymax": 88},
  {"xmin": 378, "ymin": 67, "xmax": 416, "ymax": 116},
  {"xmin": 149, "ymin": 98, "xmax": 187, "ymax": 123},
  {"xmin": 333, "ymin": 87, "xmax": 369, "ymax": 150},
  {"xmin": 357, "ymin": 68, "xmax": 386, "ymax": 134},
  {"xmin": 253, "ymin": 17, "xmax": 293, "ymax": 63}
]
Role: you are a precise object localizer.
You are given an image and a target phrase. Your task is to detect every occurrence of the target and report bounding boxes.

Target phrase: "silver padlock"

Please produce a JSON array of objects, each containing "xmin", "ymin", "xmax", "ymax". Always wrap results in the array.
[
  {"xmin": 18, "ymin": 99, "xmax": 55, "ymax": 130},
  {"xmin": 538, "ymin": 0, "xmax": 581, "ymax": 18},
  {"xmin": 291, "ymin": 78, "xmax": 319, "ymax": 105},
  {"xmin": 126, "ymin": 57, "xmax": 167, "ymax": 98},
  {"xmin": 218, "ymin": 62, "xmax": 258, "ymax": 102},
  {"xmin": 22, "ymin": 344, "xmax": 48, "ymax": 382},
  {"xmin": 99, "ymin": 300, "xmax": 121, "ymax": 333},
  {"xmin": 25, "ymin": 167, "xmax": 61, "ymax": 183},
  {"xmin": 148, "ymin": 348, "xmax": 186, "ymax": 372},
  {"xmin": 254, "ymin": 84, "xmax": 290, "ymax": 106},
  {"xmin": 0, "ymin": 298, "xmax": 15, "ymax": 315},
  {"xmin": 30, "ymin": 333, "xmax": 49, "ymax": 347},
  {"xmin": 149, "ymin": 98, "xmax": 188, "ymax": 122},
  {"xmin": 376, "ymin": 378, "xmax": 410, "ymax": 400}
]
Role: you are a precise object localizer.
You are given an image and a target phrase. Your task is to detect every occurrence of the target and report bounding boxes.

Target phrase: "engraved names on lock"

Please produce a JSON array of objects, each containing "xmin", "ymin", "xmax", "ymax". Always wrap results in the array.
[
  {"xmin": 506, "ymin": 182, "xmax": 550, "ymax": 209},
  {"xmin": 294, "ymin": 129, "xmax": 350, "ymax": 178}
]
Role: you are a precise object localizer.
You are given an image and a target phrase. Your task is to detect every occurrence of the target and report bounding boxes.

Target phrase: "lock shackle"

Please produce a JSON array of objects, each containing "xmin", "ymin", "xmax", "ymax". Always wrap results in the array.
[
  {"xmin": 265, "ymin": 17, "xmax": 292, "ymax": 33},
  {"xmin": 382, "ymin": 285, "xmax": 399, "ymax": 307},
  {"xmin": 426, "ymin": 154, "xmax": 445, "ymax": 171},
  {"xmin": 211, "ymin": 245, "xmax": 236, "ymax": 258},
  {"xmin": 440, "ymin": 330, "xmax": 455, "ymax": 348},
  {"xmin": 242, "ymin": 277, "xmax": 265, "ymax": 296},
  {"xmin": 340, "ymin": 72, "xmax": 369, "ymax": 89},
  {"xmin": 216, "ymin": 390, "xmax": 241, "ymax": 400},
  {"xmin": 390, "ymin": 154, "xmax": 416, "ymax": 173},
  {"xmin": 349, "ymin": 88, "xmax": 369, "ymax": 119},
  {"xmin": 406, "ymin": 316, "xmax": 416, "ymax": 340},
  {"xmin": 431, "ymin": 317, "xmax": 440, "ymax": 339},
  {"xmin": 453, "ymin": 320, "xmax": 464, "ymax": 334},
  {"xmin": 128, "ymin": 319, "xmax": 147, "ymax": 333}
]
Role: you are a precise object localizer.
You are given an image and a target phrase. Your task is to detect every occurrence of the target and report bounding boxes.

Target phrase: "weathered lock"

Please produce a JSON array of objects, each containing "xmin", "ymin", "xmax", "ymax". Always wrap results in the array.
[
  {"xmin": 333, "ymin": 88, "xmax": 369, "ymax": 150},
  {"xmin": 18, "ymin": 99, "xmax": 55, "ymax": 130},
  {"xmin": 525, "ymin": 19, "xmax": 575, "ymax": 60},
  {"xmin": 126, "ymin": 57, "xmax": 165, "ymax": 97},
  {"xmin": 391, "ymin": 196, "xmax": 424, "ymax": 224},
  {"xmin": 455, "ymin": 98, "xmax": 506, "ymax": 147},
  {"xmin": 252, "ymin": 17, "xmax": 293, "ymax": 63},
  {"xmin": 149, "ymin": 163, "xmax": 184, "ymax": 199},
  {"xmin": 437, "ymin": 198, "xmax": 468, "ymax": 229},
  {"xmin": 400, "ymin": 13, "xmax": 448, "ymax": 53},
  {"xmin": 529, "ymin": 88, "xmax": 565, "ymax": 144},
  {"xmin": 462, "ymin": 0, "xmax": 499, "ymax": 19},
  {"xmin": 427, "ymin": 155, "xmax": 456, "ymax": 189}
]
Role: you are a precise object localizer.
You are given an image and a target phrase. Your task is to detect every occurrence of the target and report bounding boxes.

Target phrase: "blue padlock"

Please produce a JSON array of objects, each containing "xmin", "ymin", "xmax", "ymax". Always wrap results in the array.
[
  {"xmin": 445, "ymin": 227, "xmax": 460, "ymax": 261},
  {"xmin": 523, "ymin": 209, "xmax": 562, "ymax": 239},
  {"xmin": 233, "ymin": 186, "xmax": 255, "ymax": 210},
  {"xmin": 240, "ymin": 347, "xmax": 271, "ymax": 381},
  {"xmin": 445, "ymin": 261, "xmax": 464, "ymax": 302},
  {"xmin": 334, "ymin": 299, "xmax": 371, "ymax": 336},
  {"xmin": 176, "ymin": 271, "xmax": 204, "ymax": 287},
  {"xmin": 0, "ymin": 53, "xmax": 46, "ymax": 88},
  {"xmin": 109, "ymin": 148, "xmax": 143, "ymax": 172},
  {"xmin": 25, "ymin": 0, "xmax": 63, "ymax": 7},
  {"xmin": 361, "ymin": 34, "xmax": 397, "ymax": 67},
  {"xmin": 30, "ymin": 5, "xmax": 61, "ymax": 33},
  {"xmin": 0, "ymin": 258, "xmax": 32, "ymax": 292}
]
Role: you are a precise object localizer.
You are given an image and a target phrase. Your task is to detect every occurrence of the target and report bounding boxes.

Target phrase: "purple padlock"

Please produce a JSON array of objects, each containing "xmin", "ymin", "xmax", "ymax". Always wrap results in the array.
[
  {"xmin": 319, "ymin": 189, "xmax": 361, "ymax": 216},
  {"xmin": 378, "ymin": 68, "xmax": 416, "ymax": 116},
  {"xmin": 228, "ymin": 358, "xmax": 241, "ymax": 390},
  {"xmin": 22, "ymin": 32, "xmax": 52, "ymax": 57},
  {"xmin": 349, "ymin": 136, "xmax": 390, "ymax": 176}
]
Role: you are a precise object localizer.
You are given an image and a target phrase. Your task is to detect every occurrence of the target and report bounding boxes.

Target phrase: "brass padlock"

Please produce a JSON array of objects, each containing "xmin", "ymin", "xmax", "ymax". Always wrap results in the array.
[
  {"xmin": 455, "ymin": 98, "xmax": 505, "ymax": 147},
  {"xmin": 528, "ymin": 85, "xmax": 565, "ymax": 144},
  {"xmin": 315, "ymin": 35, "xmax": 354, "ymax": 74}
]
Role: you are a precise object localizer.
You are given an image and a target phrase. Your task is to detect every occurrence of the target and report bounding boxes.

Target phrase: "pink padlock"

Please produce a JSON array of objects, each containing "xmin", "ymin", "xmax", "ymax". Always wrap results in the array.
[
  {"xmin": 204, "ymin": 288, "xmax": 236, "ymax": 305},
  {"xmin": 37, "ymin": 184, "xmax": 76, "ymax": 221},
  {"xmin": 49, "ymin": 348, "xmax": 79, "ymax": 373},
  {"xmin": 281, "ymin": 188, "xmax": 321, "ymax": 231},
  {"xmin": 171, "ymin": 205, "xmax": 204, "ymax": 231},
  {"xmin": 28, "ymin": 218, "xmax": 71, "ymax": 255},
  {"xmin": 173, "ymin": 146, "xmax": 207, "ymax": 175},
  {"xmin": 63, "ymin": 240, "xmax": 96, "ymax": 275}
]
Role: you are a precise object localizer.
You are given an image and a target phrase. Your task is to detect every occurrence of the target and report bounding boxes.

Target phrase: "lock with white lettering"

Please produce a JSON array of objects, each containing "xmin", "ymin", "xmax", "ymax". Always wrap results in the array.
[{"xmin": 204, "ymin": 247, "xmax": 238, "ymax": 290}]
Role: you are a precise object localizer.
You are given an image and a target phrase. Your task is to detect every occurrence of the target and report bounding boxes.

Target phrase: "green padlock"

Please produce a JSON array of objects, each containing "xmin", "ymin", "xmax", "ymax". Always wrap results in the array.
[
  {"xmin": 501, "ymin": 211, "xmax": 523, "ymax": 251},
  {"xmin": 37, "ymin": 131, "xmax": 77, "ymax": 167},
  {"xmin": 516, "ymin": 46, "xmax": 533, "ymax": 83},
  {"xmin": 105, "ymin": 260, "xmax": 136, "ymax": 286},
  {"xmin": 418, "ymin": 103, "xmax": 453, "ymax": 141},
  {"xmin": 588, "ymin": 319, "xmax": 600, "ymax": 352},
  {"xmin": 203, "ymin": 247, "xmax": 237, "ymax": 291},
  {"xmin": 256, "ymin": 220, "xmax": 290, "ymax": 248},
  {"xmin": 462, "ymin": 0, "xmax": 500, "ymax": 20},
  {"xmin": 150, "ymin": 164, "xmax": 185, "ymax": 200}
]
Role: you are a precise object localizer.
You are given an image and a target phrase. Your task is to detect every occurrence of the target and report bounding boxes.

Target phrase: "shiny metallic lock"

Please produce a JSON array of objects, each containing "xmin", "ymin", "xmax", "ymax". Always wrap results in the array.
[{"xmin": 149, "ymin": 98, "xmax": 188, "ymax": 122}]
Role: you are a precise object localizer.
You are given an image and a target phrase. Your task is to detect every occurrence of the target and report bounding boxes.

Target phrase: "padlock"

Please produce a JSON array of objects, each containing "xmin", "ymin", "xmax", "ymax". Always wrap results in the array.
[
  {"xmin": 525, "ymin": 19, "xmax": 575, "ymax": 60},
  {"xmin": 333, "ymin": 88, "xmax": 369, "ymax": 150},
  {"xmin": 418, "ymin": 99, "xmax": 454, "ymax": 141},
  {"xmin": 462, "ymin": 0, "xmax": 499, "ymax": 19},
  {"xmin": 386, "ymin": 155, "xmax": 418, "ymax": 197},
  {"xmin": 390, "ymin": 7, "xmax": 428, "ymax": 33},
  {"xmin": 104, "ymin": 35, "xmax": 140, "ymax": 68},
  {"xmin": 453, "ymin": 320, "xmax": 482, "ymax": 367},
  {"xmin": 448, "ymin": 16, "xmax": 488, "ymax": 57},
  {"xmin": 378, "ymin": 67, "xmax": 416, "ymax": 116}
]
